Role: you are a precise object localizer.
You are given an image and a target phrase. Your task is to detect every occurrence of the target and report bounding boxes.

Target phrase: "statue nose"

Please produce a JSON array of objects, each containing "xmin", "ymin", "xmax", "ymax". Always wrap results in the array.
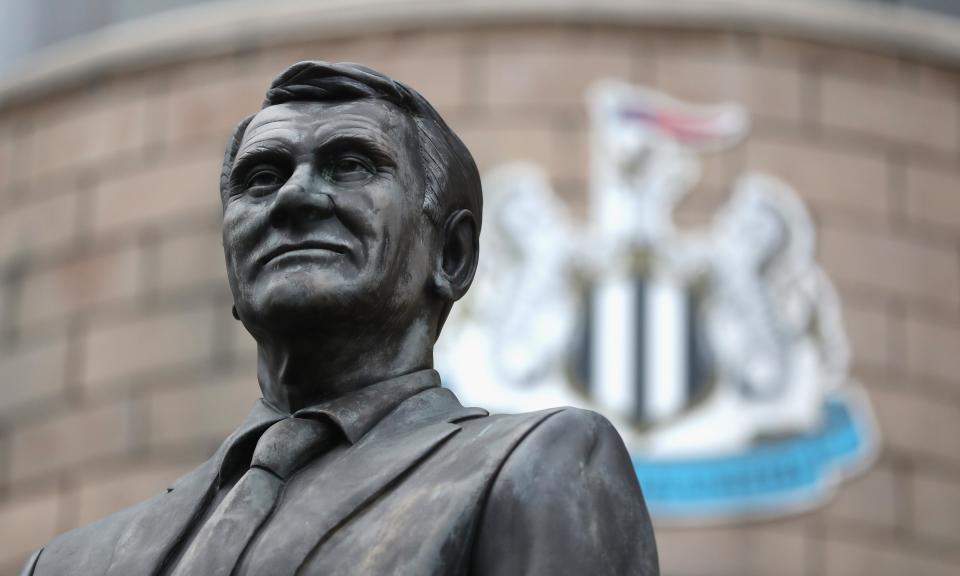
[{"xmin": 268, "ymin": 165, "xmax": 335, "ymax": 228}]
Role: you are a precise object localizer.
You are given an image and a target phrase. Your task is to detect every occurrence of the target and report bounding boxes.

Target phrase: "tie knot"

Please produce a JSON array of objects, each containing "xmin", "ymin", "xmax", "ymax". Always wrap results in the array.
[{"xmin": 251, "ymin": 416, "xmax": 334, "ymax": 479}]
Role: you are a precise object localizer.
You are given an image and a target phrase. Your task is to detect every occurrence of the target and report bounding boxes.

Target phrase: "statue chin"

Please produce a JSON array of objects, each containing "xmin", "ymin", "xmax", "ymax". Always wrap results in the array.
[{"xmin": 242, "ymin": 281, "xmax": 405, "ymax": 338}]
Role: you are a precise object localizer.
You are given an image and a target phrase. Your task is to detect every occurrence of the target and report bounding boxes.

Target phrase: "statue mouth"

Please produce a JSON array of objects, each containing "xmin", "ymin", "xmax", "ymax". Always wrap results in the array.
[{"xmin": 261, "ymin": 241, "xmax": 348, "ymax": 265}]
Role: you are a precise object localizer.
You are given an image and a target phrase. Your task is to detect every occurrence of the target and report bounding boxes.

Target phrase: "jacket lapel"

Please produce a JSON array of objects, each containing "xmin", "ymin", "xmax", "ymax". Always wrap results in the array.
[
  {"xmin": 243, "ymin": 387, "xmax": 485, "ymax": 575},
  {"xmin": 105, "ymin": 401, "xmax": 284, "ymax": 576}
]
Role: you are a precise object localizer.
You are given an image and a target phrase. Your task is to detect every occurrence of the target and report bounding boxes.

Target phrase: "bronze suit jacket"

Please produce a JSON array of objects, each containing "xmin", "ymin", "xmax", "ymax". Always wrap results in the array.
[{"xmin": 22, "ymin": 379, "xmax": 658, "ymax": 575}]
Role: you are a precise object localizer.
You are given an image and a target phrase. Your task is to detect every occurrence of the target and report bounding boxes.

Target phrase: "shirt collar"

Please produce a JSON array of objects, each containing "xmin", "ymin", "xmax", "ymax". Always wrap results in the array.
[
  {"xmin": 228, "ymin": 368, "xmax": 440, "ymax": 450},
  {"xmin": 293, "ymin": 368, "xmax": 440, "ymax": 443},
  {"xmin": 215, "ymin": 369, "xmax": 439, "ymax": 486}
]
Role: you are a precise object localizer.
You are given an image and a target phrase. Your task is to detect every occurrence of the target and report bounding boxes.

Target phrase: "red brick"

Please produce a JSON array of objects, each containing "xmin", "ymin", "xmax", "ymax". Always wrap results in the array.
[
  {"xmin": 19, "ymin": 245, "xmax": 142, "ymax": 327},
  {"xmin": 745, "ymin": 138, "xmax": 889, "ymax": 220},
  {"xmin": 900, "ymin": 61, "xmax": 960, "ymax": 98},
  {"xmin": 276, "ymin": 30, "xmax": 469, "ymax": 111},
  {"xmin": 0, "ymin": 121, "xmax": 13, "ymax": 197},
  {"xmin": 81, "ymin": 305, "xmax": 218, "ymax": 392},
  {"xmin": 656, "ymin": 56, "xmax": 804, "ymax": 123},
  {"xmin": 374, "ymin": 55, "xmax": 466, "ymax": 116},
  {"xmin": 457, "ymin": 123, "xmax": 558, "ymax": 177},
  {"xmin": 73, "ymin": 461, "xmax": 193, "ymax": 526},
  {"xmin": 651, "ymin": 29, "xmax": 746, "ymax": 61},
  {"xmin": 822, "ymin": 464, "xmax": 898, "ymax": 530},
  {"xmin": 479, "ymin": 47, "xmax": 634, "ymax": 111},
  {"xmin": 258, "ymin": 29, "xmax": 466, "ymax": 76},
  {"xmin": 755, "ymin": 35, "xmax": 903, "ymax": 85},
  {"xmin": 825, "ymin": 536, "xmax": 958, "ymax": 576},
  {"xmin": 454, "ymin": 119, "xmax": 590, "ymax": 186},
  {"xmin": 819, "ymin": 227, "xmax": 959, "ymax": 309},
  {"xmin": 228, "ymin": 315, "xmax": 258, "ymax": 364},
  {"xmin": 0, "ymin": 489, "xmax": 61, "ymax": 568},
  {"xmin": 0, "ymin": 337, "xmax": 68, "ymax": 415},
  {"xmin": 906, "ymin": 163, "xmax": 960, "ymax": 232},
  {"xmin": 912, "ymin": 470, "xmax": 960, "ymax": 544},
  {"xmin": 26, "ymin": 96, "xmax": 94, "ymax": 180},
  {"xmin": 674, "ymin": 187, "xmax": 729, "ymax": 229},
  {"xmin": 905, "ymin": 315, "xmax": 960, "ymax": 388},
  {"xmin": 869, "ymin": 386, "xmax": 959, "ymax": 464},
  {"xmin": 91, "ymin": 154, "xmax": 222, "ymax": 236},
  {"xmin": 85, "ymin": 90, "xmax": 152, "ymax": 165},
  {"xmin": 10, "ymin": 399, "xmax": 134, "ymax": 483},
  {"xmin": 696, "ymin": 148, "xmax": 740, "ymax": 193},
  {"xmin": 820, "ymin": 76, "xmax": 958, "ymax": 153},
  {"xmin": 843, "ymin": 302, "xmax": 892, "ymax": 370},
  {"xmin": 253, "ymin": 36, "xmax": 394, "ymax": 81},
  {"xmin": 146, "ymin": 370, "xmax": 261, "ymax": 449},
  {"xmin": 28, "ymin": 90, "xmax": 150, "ymax": 180},
  {"xmin": 473, "ymin": 25, "xmax": 589, "ymax": 54},
  {"xmin": 155, "ymin": 226, "xmax": 227, "ymax": 297},
  {"xmin": 164, "ymin": 74, "xmax": 265, "ymax": 146},
  {"xmin": 0, "ymin": 190, "xmax": 82, "ymax": 263},
  {"xmin": 655, "ymin": 524, "xmax": 808, "ymax": 576}
]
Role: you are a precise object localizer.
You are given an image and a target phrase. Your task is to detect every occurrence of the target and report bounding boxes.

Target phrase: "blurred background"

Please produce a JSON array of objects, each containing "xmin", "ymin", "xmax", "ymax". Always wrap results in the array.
[{"xmin": 0, "ymin": 0, "xmax": 959, "ymax": 574}]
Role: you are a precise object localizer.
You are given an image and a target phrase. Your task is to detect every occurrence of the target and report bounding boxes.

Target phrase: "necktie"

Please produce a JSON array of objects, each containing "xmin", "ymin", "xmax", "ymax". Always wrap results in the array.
[{"xmin": 170, "ymin": 416, "xmax": 335, "ymax": 576}]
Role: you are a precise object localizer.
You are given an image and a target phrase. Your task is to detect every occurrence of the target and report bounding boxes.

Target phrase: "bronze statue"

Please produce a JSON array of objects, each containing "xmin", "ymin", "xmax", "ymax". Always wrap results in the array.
[{"xmin": 22, "ymin": 62, "xmax": 659, "ymax": 576}]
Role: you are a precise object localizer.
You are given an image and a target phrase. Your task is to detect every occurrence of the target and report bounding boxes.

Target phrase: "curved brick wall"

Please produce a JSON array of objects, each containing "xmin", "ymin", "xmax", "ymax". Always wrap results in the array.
[{"xmin": 1, "ymin": 16, "xmax": 959, "ymax": 576}]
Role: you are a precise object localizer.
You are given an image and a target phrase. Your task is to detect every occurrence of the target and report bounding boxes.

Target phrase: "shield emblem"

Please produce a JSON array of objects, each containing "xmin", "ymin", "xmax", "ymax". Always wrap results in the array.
[
  {"xmin": 436, "ymin": 79, "xmax": 878, "ymax": 522},
  {"xmin": 571, "ymin": 272, "xmax": 714, "ymax": 428}
]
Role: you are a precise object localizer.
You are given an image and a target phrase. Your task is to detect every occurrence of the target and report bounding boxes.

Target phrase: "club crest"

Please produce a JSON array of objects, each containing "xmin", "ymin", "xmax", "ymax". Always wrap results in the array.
[{"xmin": 436, "ymin": 80, "xmax": 878, "ymax": 522}]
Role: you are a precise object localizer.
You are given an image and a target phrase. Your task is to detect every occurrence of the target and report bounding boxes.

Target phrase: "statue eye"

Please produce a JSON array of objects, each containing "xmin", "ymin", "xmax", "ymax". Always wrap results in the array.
[
  {"xmin": 245, "ymin": 168, "xmax": 284, "ymax": 193},
  {"xmin": 331, "ymin": 156, "xmax": 373, "ymax": 182}
]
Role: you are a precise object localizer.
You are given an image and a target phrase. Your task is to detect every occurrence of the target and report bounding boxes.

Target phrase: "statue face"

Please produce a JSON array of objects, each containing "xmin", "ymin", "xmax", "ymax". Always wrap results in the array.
[{"xmin": 222, "ymin": 99, "xmax": 433, "ymax": 334}]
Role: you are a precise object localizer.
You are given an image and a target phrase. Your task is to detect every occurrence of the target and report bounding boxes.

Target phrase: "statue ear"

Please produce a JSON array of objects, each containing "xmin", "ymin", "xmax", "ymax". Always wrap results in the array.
[{"xmin": 432, "ymin": 208, "xmax": 479, "ymax": 303}]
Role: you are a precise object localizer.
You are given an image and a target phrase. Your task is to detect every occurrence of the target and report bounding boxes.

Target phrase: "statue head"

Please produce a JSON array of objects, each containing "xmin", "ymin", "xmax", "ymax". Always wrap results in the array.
[{"xmin": 220, "ymin": 61, "xmax": 481, "ymax": 349}]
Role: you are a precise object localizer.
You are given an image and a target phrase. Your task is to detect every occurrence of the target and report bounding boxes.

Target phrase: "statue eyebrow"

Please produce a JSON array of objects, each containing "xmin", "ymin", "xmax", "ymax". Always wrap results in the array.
[
  {"xmin": 314, "ymin": 133, "xmax": 398, "ymax": 168},
  {"xmin": 233, "ymin": 141, "xmax": 294, "ymax": 172}
]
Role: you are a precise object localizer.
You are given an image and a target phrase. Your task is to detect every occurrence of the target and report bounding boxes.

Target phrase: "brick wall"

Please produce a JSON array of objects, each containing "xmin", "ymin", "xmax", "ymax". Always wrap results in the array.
[{"xmin": 0, "ymin": 23, "xmax": 959, "ymax": 575}]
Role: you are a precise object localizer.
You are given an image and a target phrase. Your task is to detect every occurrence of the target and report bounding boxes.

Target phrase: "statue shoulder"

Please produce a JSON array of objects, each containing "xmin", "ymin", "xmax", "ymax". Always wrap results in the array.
[
  {"xmin": 471, "ymin": 407, "xmax": 659, "ymax": 575},
  {"xmin": 456, "ymin": 406, "xmax": 626, "ymax": 472},
  {"xmin": 509, "ymin": 407, "xmax": 629, "ymax": 469},
  {"xmin": 29, "ymin": 493, "xmax": 159, "ymax": 575}
]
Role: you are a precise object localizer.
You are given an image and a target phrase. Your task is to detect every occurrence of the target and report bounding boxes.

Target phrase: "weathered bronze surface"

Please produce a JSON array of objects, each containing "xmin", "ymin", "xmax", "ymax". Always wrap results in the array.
[{"xmin": 22, "ymin": 62, "xmax": 658, "ymax": 576}]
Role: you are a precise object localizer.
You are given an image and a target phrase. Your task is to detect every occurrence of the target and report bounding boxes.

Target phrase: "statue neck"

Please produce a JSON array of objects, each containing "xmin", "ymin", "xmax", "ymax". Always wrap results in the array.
[{"xmin": 253, "ymin": 319, "xmax": 435, "ymax": 414}]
